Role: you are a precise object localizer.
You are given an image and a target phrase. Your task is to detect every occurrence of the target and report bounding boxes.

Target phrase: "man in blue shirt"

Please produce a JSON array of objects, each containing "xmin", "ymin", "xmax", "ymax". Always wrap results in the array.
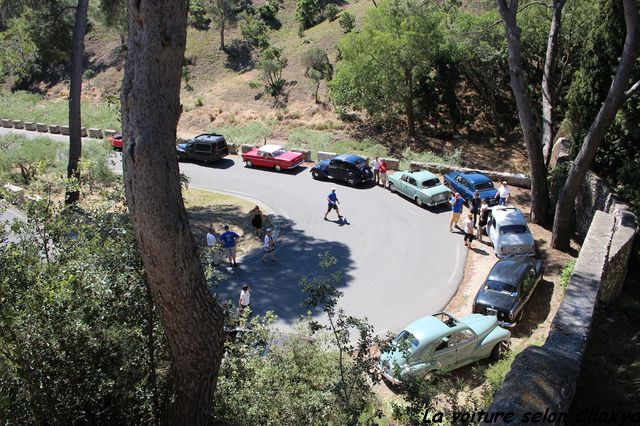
[
  {"xmin": 219, "ymin": 225, "xmax": 240, "ymax": 267},
  {"xmin": 324, "ymin": 188, "xmax": 342, "ymax": 220},
  {"xmin": 449, "ymin": 192, "xmax": 464, "ymax": 232}
]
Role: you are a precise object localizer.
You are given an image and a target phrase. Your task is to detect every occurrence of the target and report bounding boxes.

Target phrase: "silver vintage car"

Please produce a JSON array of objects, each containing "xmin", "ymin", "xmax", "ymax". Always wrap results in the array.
[{"xmin": 484, "ymin": 206, "xmax": 536, "ymax": 258}]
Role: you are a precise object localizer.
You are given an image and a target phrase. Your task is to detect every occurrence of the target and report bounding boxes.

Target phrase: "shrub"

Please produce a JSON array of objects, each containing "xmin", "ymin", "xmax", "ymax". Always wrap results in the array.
[
  {"xmin": 195, "ymin": 96, "xmax": 204, "ymax": 107},
  {"xmin": 338, "ymin": 11, "xmax": 355, "ymax": 33},
  {"xmin": 560, "ymin": 259, "xmax": 576, "ymax": 290},
  {"xmin": 296, "ymin": 0, "xmax": 324, "ymax": 30},
  {"xmin": 324, "ymin": 3, "xmax": 340, "ymax": 21}
]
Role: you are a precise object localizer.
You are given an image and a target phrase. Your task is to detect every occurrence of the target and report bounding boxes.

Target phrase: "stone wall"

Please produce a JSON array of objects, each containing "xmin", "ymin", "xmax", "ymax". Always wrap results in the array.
[
  {"xmin": 409, "ymin": 161, "xmax": 532, "ymax": 188},
  {"xmin": 488, "ymin": 206, "xmax": 637, "ymax": 423}
]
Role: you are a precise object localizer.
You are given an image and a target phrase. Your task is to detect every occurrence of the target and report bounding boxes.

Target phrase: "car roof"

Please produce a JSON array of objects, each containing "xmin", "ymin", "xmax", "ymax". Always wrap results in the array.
[
  {"xmin": 404, "ymin": 315, "xmax": 454, "ymax": 343},
  {"xmin": 404, "ymin": 170, "xmax": 438, "ymax": 181},
  {"xmin": 259, "ymin": 144, "xmax": 284, "ymax": 153},
  {"xmin": 454, "ymin": 170, "xmax": 493, "ymax": 185},
  {"xmin": 334, "ymin": 154, "xmax": 365, "ymax": 164},
  {"xmin": 491, "ymin": 206, "xmax": 527, "ymax": 225},
  {"xmin": 487, "ymin": 255, "xmax": 532, "ymax": 285},
  {"xmin": 194, "ymin": 133, "xmax": 225, "ymax": 142}
]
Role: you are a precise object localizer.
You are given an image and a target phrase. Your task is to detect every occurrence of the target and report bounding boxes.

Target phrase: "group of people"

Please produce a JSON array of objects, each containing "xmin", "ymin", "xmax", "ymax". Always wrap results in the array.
[
  {"xmin": 449, "ymin": 181, "xmax": 511, "ymax": 250},
  {"xmin": 370, "ymin": 157, "xmax": 388, "ymax": 187}
]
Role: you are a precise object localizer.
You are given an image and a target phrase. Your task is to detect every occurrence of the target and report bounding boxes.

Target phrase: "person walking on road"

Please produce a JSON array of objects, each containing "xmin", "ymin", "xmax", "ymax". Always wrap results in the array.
[
  {"xmin": 379, "ymin": 159, "xmax": 388, "ymax": 188},
  {"xmin": 496, "ymin": 181, "xmax": 511, "ymax": 205},
  {"xmin": 463, "ymin": 213, "xmax": 475, "ymax": 249},
  {"xmin": 239, "ymin": 284, "xmax": 251, "ymax": 311},
  {"xmin": 470, "ymin": 191, "xmax": 481, "ymax": 225},
  {"xmin": 370, "ymin": 157, "xmax": 382, "ymax": 184},
  {"xmin": 477, "ymin": 198, "xmax": 490, "ymax": 242},
  {"xmin": 449, "ymin": 192, "xmax": 464, "ymax": 232},
  {"xmin": 324, "ymin": 188, "xmax": 342, "ymax": 220},
  {"xmin": 220, "ymin": 225, "xmax": 240, "ymax": 267},
  {"xmin": 250, "ymin": 206, "xmax": 264, "ymax": 237},
  {"xmin": 261, "ymin": 228, "xmax": 277, "ymax": 262}
]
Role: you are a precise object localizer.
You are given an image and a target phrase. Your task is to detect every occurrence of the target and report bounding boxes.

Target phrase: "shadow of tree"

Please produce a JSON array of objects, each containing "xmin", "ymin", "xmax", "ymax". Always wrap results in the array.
[
  {"xmin": 511, "ymin": 279, "xmax": 553, "ymax": 338},
  {"xmin": 224, "ymin": 39, "xmax": 255, "ymax": 73}
]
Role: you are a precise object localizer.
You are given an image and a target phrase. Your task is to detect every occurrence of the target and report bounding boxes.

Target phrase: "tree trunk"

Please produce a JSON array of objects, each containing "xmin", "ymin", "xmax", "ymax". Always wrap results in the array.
[
  {"xmin": 219, "ymin": 20, "xmax": 225, "ymax": 50},
  {"xmin": 314, "ymin": 80, "xmax": 320, "ymax": 103},
  {"xmin": 65, "ymin": 0, "xmax": 89, "ymax": 205},
  {"xmin": 497, "ymin": 0, "xmax": 550, "ymax": 225},
  {"xmin": 551, "ymin": 0, "xmax": 640, "ymax": 250},
  {"xmin": 541, "ymin": 0, "xmax": 566, "ymax": 167},
  {"xmin": 121, "ymin": 0, "xmax": 226, "ymax": 423},
  {"xmin": 404, "ymin": 69, "xmax": 416, "ymax": 138}
]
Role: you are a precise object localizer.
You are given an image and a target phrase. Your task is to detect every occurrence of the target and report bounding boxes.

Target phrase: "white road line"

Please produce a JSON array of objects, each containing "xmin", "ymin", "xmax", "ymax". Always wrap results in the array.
[
  {"xmin": 223, "ymin": 189, "xmax": 255, "ymax": 198},
  {"xmin": 447, "ymin": 245, "xmax": 462, "ymax": 285}
]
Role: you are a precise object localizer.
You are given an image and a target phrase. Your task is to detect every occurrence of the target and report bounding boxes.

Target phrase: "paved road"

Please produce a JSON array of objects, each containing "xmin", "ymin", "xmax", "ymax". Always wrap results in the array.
[{"xmin": 0, "ymin": 128, "xmax": 466, "ymax": 336}]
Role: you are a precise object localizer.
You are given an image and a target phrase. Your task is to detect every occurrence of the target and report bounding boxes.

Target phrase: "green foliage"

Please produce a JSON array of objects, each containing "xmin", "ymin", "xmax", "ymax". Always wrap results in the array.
[
  {"xmin": 338, "ymin": 11, "xmax": 355, "ymax": 33},
  {"xmin": 210, "ymin": 121, "xmax": 273, "ymax": 145},
  {"xmin": 0, "ymin": 199, "xmax": 169, "ymax": 423},
  {"xmin": 0, "ymin": 134, "xmax": 57, "ymax": 184},
  {"xmin": 560, "ymin": 259, "xmax": 576, "ymax": 291},
  {"xmin": 547, "ymin": 162, "xmax": 570, "ymax": 216},
  {"xmin": 302, "ymin": 47, "xmax": 333, "ymax": 102},
  {"xmin": 240, "ymin": 14, "xmax": 270, "ymax": 51},
  {"xmin": 324, "ymin": 3, "xmax": 339, "ymax": 22},
  {"xmin": 296, "ymin": 0, "xmax": 324, "ymax": 31},
  {"xmin": 255, "ymin": 1, "xmax": 280, "ymax": 28},
  {"xmin": 257, "ymin": 47, "xmax": 288, "ymax": 98},
  {"xmin": 78, "ymin": 140, "xmax": 117, "ymax": 191},
  {"xmin": 399, "ymin": 147, "xmax": 462, "ymax": 169},
  {"xmin": 0, "ymin": 17, "xmax": 38, "ymax": 81},
  {"xmin": 189, "ymin": 0, "xmax": 212, "ymax": 30},
  {"xmin": 195, "ymin": 96, "xmax": 204, "ymax": 107},
  {"xmin": 182, "ymin": 65, "xmax": 194, "ymax": 91}
]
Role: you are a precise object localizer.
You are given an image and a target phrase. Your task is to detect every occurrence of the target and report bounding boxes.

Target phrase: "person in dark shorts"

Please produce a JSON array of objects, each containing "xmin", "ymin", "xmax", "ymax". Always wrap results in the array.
[
  {"xmin": 250, "ymin": 206, "xmax": 264, "ymax": 237},
  {"xmin": 324, "ymin": 188, "xmax": 342, "ymax": 220},
  {"xmin": 477, "ymin": 198, "xmax": 490, "ymax": 242},
  {"xmin": 463, "ymin": 213, "xmax": 475, "ymax": 248},
  {"xmin": 470, "ymin": 191, "xmax": 481, "ymax": 225}
]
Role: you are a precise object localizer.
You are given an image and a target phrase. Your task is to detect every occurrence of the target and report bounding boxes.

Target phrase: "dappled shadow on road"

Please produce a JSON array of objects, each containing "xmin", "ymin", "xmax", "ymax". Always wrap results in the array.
[
  {"xmin": 211, "ymin": 214, "xmax": 354, "ymax": 325},
  {"xmin": 179, "ymin": 158, "xmax": 235, "ymax": 169},
  {"xmin": 242, "ymin": 164, "xmax": 308, "ymax": 176}
]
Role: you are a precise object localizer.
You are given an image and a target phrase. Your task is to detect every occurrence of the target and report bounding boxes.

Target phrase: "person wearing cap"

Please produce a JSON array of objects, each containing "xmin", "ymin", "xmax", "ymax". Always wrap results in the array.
[
  {"xmin": 261, "ymin": 228, "xmax": 277, "ymax": 262},
  {"xmin": 496, "ymin": 181, "xmax": 511, "ymax": 205},
  {"xmin": 324, "ymin": 188, "xmax": 342, "ymax": 220},
  {"xmin": 219, "ymin": 225, "xmax": 240, "ymax": 267}
]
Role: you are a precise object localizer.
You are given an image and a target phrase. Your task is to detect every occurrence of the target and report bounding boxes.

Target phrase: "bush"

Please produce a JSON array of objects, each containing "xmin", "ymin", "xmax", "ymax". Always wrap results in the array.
[
  {"xmin": 338, "ymin": 11, "xmax": 355, "ymax": 33},
  {"xmin": 296, "ymin": 0, "xmax": 324, "ymax": 30},
  {"xmin": 0, "ymin": 134, "xmax": 57, "ymax": 184},
  {"xmin": 399, "ymin": 147, "xmax": 462, "ymax": 169},
  {"xmin": 324, "ymin": 3, "xmax": 340, "ymax": 21},
  {"xmin": 210, "ymin": 122, "xmax": 273, "ymax": 145},
  {"xmin": 560, "ymin": 259, "xmax": 576, "ymax": 290}
]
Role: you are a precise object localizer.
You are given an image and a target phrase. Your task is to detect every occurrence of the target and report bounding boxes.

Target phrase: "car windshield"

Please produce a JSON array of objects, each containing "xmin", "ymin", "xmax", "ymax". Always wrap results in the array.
[
  {"xmin": 354, "ymin": 159, "xmax": 366, "ymax": 169},
  {"xmin": 434, "ymin": 312, "xmax": 459, "ymax": 328},
  {"xmin": 485, "ymin": 280, "xmax": 518, "ymax": 295},
  {"xmin": 272, "ymin": 149, "xmax": 286, "ymax": 157},
  {"xmin": 500, "ymin": 225, "xmax": 527, "ymax": 235},
  {"xmin": 394, "ymin": 330, "xmax": 419, "ymax": 351},
  {"xmin": 422, "ymin": 178, "xmax": 440, "ymax": 188},
  {"xmin": 475, "ymin": 182, "xmax": 494, "ymax": 190}
]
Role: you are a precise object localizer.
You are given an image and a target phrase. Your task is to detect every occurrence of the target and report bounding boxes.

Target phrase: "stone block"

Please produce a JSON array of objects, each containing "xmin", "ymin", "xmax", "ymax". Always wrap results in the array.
[
  {"xmin": 49, "ymin": 125, "xmax": 61, "ymax": 134},
  {"xmin": 241, "ymin": 144, "xmax": 257, "ymax": 154},
  {"xmin": 409, "ymin": 161, "xmax": 425, "ymax": 171},
  {"xmin": 3, "ymin": 183, "xmax": 24, "ymax": 204},
  {"xmin": 103, "ymin": 129, "xmax": 117, "ymax": 138},
  {"xmin": 36, "ymin": 123, "xmax": 49, "ymax": 132},
  {"xmin": 12, "ymin": 120, "xmax": 23, "ymax": 129},
  {"xmin": 317, "ymin": 151, "xmax": 336, "ymax": 161},
  {"xmin": 550, "ymin": 137, "xmax": 572, "ymax": 169},
  {"xmin": 88, "ymin": 128, "xmax": 103, "ymax": 139},
  {"xmin": 60, "ymin": 125, "xmax": 70, "ymax": 135},
  {"xmin": 227, "ymin": 143, "xmax": 238, "ymax": 155},
  {"xmin": 382, "ymin": 157, "xmax": 400, "ymax": 171},
  {"xmin": 291, "ymin": 149, "xmax": 312, "ymax": 162},
  {"xmin": 1, "ymin": 119, "xmax": 13, "ymax": 128},
  {"xmin": 81, "ymin": 127, "xmax": 88, "ymax": 137},
  {"xmin": 24, "ymin": 121, "xmax": 36, "ymax": 131}
]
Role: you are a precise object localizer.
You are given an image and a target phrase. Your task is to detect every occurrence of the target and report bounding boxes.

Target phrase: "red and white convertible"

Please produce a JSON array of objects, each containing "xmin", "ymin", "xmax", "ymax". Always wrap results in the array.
[{"xmin": 241, "ymin": 145, "xmax": 304, "ymax": 171}]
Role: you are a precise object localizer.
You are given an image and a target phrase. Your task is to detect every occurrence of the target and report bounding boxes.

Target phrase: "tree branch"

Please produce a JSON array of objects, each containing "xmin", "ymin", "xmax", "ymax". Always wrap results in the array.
[{"xmin": 624, "ymin": 79, "xmax": 640, "ymax": 99}]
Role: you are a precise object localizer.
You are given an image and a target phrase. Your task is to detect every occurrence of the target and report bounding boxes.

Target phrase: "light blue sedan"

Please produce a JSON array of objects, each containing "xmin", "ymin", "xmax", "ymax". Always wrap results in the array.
[
  {"xmin": 387, "ymin": 170, "xmax": 451, "ymax": 207},
  {"xmin": 379, "ymin": 312, "xmax": 510, "ymax": 384}
]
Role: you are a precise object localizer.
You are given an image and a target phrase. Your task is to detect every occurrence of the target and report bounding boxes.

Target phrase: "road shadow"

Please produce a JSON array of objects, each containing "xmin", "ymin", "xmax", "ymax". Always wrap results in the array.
[
  {"xmin": 241, "ymin": 165, "xmax": 308, "ymax": 176},
  {"xmin": 511, "ymin": 278, "xmax": 553, "ymax": 338},
  {"xmin": 470, "ymin": 247, "xmax": 490, "ymax": 256},
  {"xmin": 179, "ymin": 158, "xmax": 235, "ymax": 169},
  {"xmin": 210, "ymin": 215, "xmax": 354, "ymax": 325},
  {"xmin": 317, "ymin": 179, "xmax": 377, "ymax": 190},
  {"xmin": 324, "ymin": 216, "xmax": 351, "ymax": 226}
]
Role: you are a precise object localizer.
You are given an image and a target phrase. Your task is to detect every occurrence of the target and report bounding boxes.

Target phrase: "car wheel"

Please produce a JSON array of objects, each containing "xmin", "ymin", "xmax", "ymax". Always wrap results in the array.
[
  {"xmin": 311, "ymin": 170, "xmax": 320, "ymax": 180},
  {"xmin": 274, "ymin": 165, "xmax": 282, "ymax": 172},
  {"xmin": 415, "ymin": 197, "xmax": 423, "ymax": 207},
  {"xmin": 490, "ymin": 341, "xmax": 507, "ymax": 360},
  {"xmin": 388, "ymin": 183, "xmax": 396, "ymax": 193},
  {"xmin": 346, "ymin": 174, "xmax": 357, "ymax": 186},
  {"xmin": 246, "ymin": 161, "xmax": 253, "ymax": 168}
]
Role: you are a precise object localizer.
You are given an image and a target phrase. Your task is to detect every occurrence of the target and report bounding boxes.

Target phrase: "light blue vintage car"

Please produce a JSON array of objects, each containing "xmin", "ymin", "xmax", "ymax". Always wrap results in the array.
[
  {"xmin": 387, "ymin": 170, "xmax": 451, "ymax": 207},
  {"xmin": 379, "ymin": 312, "xmax": 510, "ymax": 384}
]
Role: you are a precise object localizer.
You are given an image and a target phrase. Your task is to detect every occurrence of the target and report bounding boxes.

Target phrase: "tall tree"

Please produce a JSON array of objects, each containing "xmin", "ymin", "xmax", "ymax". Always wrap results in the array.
[
  {"xmin": 121, "ymin": 0, "xmax": 225, "ymax": 423},
  {"xmin": 551, "ymin": 0, "xmax": 640, "ymax": 250},
  {"xmin": 496, "ymin": 0, "xmax": 568, "ymax": 225},
  {"xmin": 205, "ymin": 0, "xmax": 238, "ymax": 50},
  {"xmin": 302, "ymin": 47, "xmax": 332, "ymax": 103},
  {"xmin": 65, "ymin": 0, "xmax": 88, "ymax": 205}
]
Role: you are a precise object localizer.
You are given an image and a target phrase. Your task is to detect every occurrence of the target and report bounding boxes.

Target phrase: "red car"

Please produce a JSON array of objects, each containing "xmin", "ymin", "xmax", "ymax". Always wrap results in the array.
[
  {"xmin": 109, "ymin": 133, "xmax": 123, "ymax": 150},
  {"xmin": 241, "ymin": 145, "xmax": 304, "ymax": 171}
]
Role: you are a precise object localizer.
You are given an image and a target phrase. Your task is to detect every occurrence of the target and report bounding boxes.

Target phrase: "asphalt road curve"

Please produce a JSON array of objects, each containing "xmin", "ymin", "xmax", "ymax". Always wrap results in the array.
[{"xmin": 0, "ymin": 128, "xmax": 465, "ymax": 336}]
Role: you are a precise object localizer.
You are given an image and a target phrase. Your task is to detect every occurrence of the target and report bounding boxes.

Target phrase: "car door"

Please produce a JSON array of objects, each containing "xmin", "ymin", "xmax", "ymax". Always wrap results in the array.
[
  {"xmin": 328, "ymin": 160, "xmax": 346, "ymax": 180},
  {"xmin": 258, "ymin": 151, "xmax": 272, "ymax": 167},
  {"xmin": 450, "ymin": 329, "xmax": 476, "ymax": 365},
  {"xmin": 397, "ymin": 174, "xmax": 409, "ymax": 195},
  {"xmin": 406, "ymin": 177, "xmax": 418, "ymax": 199},
  {"xmin": 521, "ymin": 267, "xmax": 537, "ymax": 304},
  {"xmin": 429, "ymin": 335, "xmax": 457, "ymax": 370},
  {"xmin": 456, "ymin": 176, "xmax": 470, "ymax": 199},
  {"xmin": 487, "ymin": 215, "xmax": 498, "ymax": 246}
]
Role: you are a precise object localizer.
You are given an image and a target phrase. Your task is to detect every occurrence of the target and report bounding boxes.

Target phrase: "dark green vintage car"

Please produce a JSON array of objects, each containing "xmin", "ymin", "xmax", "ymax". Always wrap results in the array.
[{"xmin": 387, "ymin": 170, "xmax": 451, "ymax": 207}]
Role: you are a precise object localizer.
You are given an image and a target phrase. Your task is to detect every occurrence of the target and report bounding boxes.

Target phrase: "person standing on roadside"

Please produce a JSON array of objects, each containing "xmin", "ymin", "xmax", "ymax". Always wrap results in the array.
[
  {"xmin": 449, "ymin": 192, "xmax": 464, "ymax": 232},
  {"xmin": 261, "ymin": 228, "xmax": 277, "ymax": 262},
  {"xmin": 206, "ymin": 225, "xmax": 219, "ymax": 265},
  {"xmin": 220, "ymin": 225, "xmax": 240, "ymax": 267},
  {"xmin": 470, "ymin": 191, "xmax": 481, "ymax": 225},
  {"xmin": 250, "ymin": 206, "xmax": 264, "ymax": 237},
  {"xmin": 324, "ymin": 188, "xmax": 342, "ymax": 220},
  {"xmin": 477, "ymin": 198, "xmax": 490, "ymax": 242},
  {"xmin": 463, "ymin": 213, "xmax": 475, "ymax": 249},
  {"xmin": 496, "ymin": 181, "xmax": 511, "ymax": 205},
  {"xmin": 379, "ymin": 158, "xmax": 388, "ymax": 188},
  {"xmin": 370, "ymin": 156, "xmax": 381, "ymax": 184},
  {"xmin": 239, "ymin": 284, "xmax": 251, "ymax": 311}
]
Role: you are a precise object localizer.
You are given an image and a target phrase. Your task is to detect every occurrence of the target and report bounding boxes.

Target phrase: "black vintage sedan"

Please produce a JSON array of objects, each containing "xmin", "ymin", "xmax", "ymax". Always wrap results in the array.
[
  {"xmin": 310, "ymin": 154, "xmax": 373, "ymax": 186},
  {"xmin": 472, "ymin": 255, "xmax": 544, "ymax": 327}
]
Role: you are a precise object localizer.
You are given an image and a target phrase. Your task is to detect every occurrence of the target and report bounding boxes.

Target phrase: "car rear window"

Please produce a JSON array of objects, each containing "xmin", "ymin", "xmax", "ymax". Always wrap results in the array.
[
  {"xmin": 485, "ymin": 280, "xmax": 518, "ymax": 295},
  {"xmin": 422, "ymin": 178, "xmax": 440, "ymax": 188},
  {"xmin": 214, "ymin": 141, "xmax": 227, "ymax": 150},
  {"xmin": 475, "ymin": 182, "xmax": 494, "ymax": 190},
  {"xmin": 395, "ymin": 330, "xmax": 419, "ymax": 350},
  {"xmin": 354, "ymin": 160, "xmax": 366, "ymax": 168},
  {"xmin": 195, "ymin": 143, "xmax": 213, "ymax": 153},
  {"xmin": 500, "ymin": 225, "xmax": 527, "ymax": 235}
]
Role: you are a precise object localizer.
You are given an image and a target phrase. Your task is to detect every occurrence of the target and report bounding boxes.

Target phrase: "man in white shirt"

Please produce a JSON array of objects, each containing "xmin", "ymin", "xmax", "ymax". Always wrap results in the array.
[
  {"xmin": 239, "ymin": 284, "xmax": 251, "ymax": 310},
  {"xmin": 496, "ymin": 181, "xmax": 511, "ymax": 205},
  {"xmin": 206, "ymin": 226, "xmax": 216, "ymax": 247},
  {"xmin": 370, "ymin": 157, "xmax": 381, "ymax": 184}
]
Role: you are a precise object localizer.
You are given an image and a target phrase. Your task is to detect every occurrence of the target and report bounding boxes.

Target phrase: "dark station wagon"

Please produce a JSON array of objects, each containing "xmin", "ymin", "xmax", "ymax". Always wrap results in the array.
[
  {"xmin": 176, "ymin": 133, "xmax": 229, "ymax": 163},
  {"xmin": 443, "ymin": 170, "xmax": 499, "ymax": 206}
]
